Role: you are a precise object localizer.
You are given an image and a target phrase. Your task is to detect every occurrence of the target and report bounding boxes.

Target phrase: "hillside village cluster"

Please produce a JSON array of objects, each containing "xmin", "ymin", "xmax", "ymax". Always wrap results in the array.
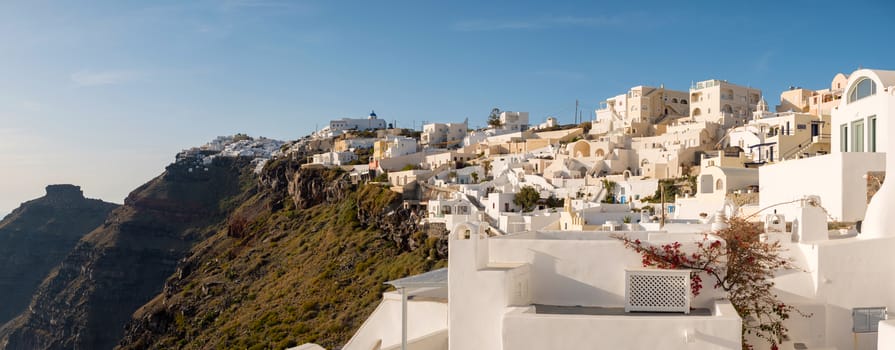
[{"xmin": 185, "ymin": 69, "xmax": 895, "ymax": 350}]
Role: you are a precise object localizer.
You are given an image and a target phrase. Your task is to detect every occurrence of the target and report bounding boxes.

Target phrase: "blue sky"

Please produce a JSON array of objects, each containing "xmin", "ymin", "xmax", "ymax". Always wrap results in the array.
[{"xmin": 1, "ymin": 0, "xmax": 893, "ymax": 215}]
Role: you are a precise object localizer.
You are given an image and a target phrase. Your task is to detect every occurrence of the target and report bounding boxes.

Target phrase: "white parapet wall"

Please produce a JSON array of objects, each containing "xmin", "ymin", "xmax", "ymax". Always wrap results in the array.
[
  {"xmin": 502, "ymin": 300, "xmax": 741, "ymax": 349},
  {"xmin": 879, "ymin": 319, "xmax": 895, "ymax": 350},
  {"xmin": 758, "ymin": 152, "xmax": 884, "ymax": 222}
]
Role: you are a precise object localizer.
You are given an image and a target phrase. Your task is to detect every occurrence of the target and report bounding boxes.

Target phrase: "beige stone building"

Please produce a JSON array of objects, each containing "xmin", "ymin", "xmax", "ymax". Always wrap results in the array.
[
  {"xmin": 689, "ymin": 79, "xmax": 762, "ymax": 128},
  {"xmin": 592, "ymin": 85, "xmax": 690, "ymax": 136},
  {"xmin": 810, "ymin": 73, "xmax": 848, "ymax": 117},
  {"xmin": 424, "ymin": 151, "xmax": 477, "ymax": 170},
  {"xmin": 776, "ymin": 73, "xmax": 847, "ymax": 117},
  {"xmin": 631, "ymin": 121, "xmax": 719, "ymax": 179},
  {"xmin": 727, "ymin": 96, "xmax": 831, "ymax": 164}
]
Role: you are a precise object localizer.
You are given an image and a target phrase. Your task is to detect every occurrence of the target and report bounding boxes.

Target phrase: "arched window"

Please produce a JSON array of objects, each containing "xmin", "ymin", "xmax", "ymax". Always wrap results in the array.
[
  {"xmin": 692, "ymin": 108, "xmax": 702, "ymax": 116},
  {"xmin": 848, "ymin": 78, "xmax": 877, "ymax": 103},
  {"xmin": 672, "ymin": 98, "xmax": 679, "ymax": 103},
  {"xmin": 715, "ymin": 179, "xmax": 724, "ymax": 191},
  {"xmin": 681, "ymin": 100, "xmax": 688, "ymax": 105}
]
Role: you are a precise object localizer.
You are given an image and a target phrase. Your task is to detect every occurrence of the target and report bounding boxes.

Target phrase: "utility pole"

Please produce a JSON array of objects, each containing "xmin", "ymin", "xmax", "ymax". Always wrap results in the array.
[{"xmin": 575, "ymin": 99, "xmax": 579, "ymax": 124}]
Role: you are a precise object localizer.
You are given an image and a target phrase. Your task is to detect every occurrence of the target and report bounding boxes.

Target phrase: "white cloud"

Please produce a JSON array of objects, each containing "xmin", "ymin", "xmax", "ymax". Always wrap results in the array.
[{"xmin": 70, "ymin": 70, "xmax": 146, "ymax": 87}]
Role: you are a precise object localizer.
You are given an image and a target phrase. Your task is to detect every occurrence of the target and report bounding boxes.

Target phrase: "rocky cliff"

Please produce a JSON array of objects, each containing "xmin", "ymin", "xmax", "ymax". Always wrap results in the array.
[
  {"xmin": 0, "ymin": 156, "xmax": 447, "ymax": 350},
  {"xmin": 0, "ymin": 185, "xmax": 118, "ymax": 326},
  {"xmin": 115, "ymin": 161, "xmax": 447, "ymax": 349},
  {"xmin": 0, "ymin": 158, "xmax": 253, "ymax": 350}
]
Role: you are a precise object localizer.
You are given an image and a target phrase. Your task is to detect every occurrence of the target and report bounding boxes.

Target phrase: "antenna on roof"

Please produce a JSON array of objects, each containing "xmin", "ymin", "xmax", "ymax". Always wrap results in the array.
[{"xmin": 575, "ymin": 99, "xmax": 579, "ymax": 124}]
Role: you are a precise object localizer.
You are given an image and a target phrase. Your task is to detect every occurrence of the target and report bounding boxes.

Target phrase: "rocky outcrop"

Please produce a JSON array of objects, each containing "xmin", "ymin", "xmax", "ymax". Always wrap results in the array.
[
  {"xmin": 266, "ymin": 159, "xmax": 449, "ymax": 259},
  {"xmin": 287, "ymin": 167, "xmax": 352, "ymax": 209},
  {"xmin": 0, "ymin": 159, "xmax": 253, "ymax": 350},
  {"xmin": 0, "ymin": 185, "xmax": 117, "ymax": 327},
  {"xmin": 352, "ymin": 183, "xmax": 448, "ymax": 259}
]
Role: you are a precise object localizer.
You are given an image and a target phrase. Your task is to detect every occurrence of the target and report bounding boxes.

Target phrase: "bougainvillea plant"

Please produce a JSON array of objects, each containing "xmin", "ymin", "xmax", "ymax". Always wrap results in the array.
[{"xmin": 614, "ymin": 217, "xmax": 808, "ymax": 350}]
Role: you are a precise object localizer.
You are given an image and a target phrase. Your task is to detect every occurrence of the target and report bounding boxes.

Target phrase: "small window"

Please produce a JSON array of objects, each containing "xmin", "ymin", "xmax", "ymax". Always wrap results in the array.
[
  {"xmin": 869, "ymin": 116, "xmax": 877, "ymax": 152},
  {"xmin": 840, "ymin": 124, "xmax": 849, "ymax": 152},
  {"xmin": 715, "ymin": 179, "xmax": 724, "ymax": 191}
]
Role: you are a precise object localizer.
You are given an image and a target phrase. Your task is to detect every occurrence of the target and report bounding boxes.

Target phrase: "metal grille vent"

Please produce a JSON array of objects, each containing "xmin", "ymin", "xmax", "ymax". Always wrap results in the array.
[{"xmin": 625, "ymin": 269, "xmax": 691, "ymax": 314}]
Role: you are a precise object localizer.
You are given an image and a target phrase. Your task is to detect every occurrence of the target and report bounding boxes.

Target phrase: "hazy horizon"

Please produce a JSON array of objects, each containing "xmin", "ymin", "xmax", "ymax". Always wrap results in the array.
[{"xmin": 3, "ymin": 0, "xmax": 894, "ymax": 216}]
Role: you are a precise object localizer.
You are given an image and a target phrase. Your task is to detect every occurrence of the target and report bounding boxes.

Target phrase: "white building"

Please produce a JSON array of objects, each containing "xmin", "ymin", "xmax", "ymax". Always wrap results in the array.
[
  {"xmin": 334, "ymin": 138, "xmax": 377, "ymax": 152},
  {"xmin": 832, "ymin": 68, "xmax": 895, "ymax": 237},
  {"xmin": 318, "ymin": 110, "xmax": 387, "ymax": 138},
  {"xmin": 484, "ymin": 192, "xmax": 521, "ymax": 220},
  {"xmin": 832, "ymin": 69, "xmax": 893, "ymax": 154},
  {"xmin": 422, "ymin": 120, "xmax": 468, "ymax": 148},
  {"xmin": 760, "ymin": 68, "xmax": 894, "ymax": 224},
  {"xmin": 499, "ymin": 111, "xmax": 530, "ymax": 132},
  {"xmin": 674, "ymin": 165, "xmax": 758, "ymax": 220},
  {"xmin": 534, "ymin": 116, "xmax": 558, "ymax": 130},
  {"xmin": 427, "ymin": 193, "xmax": 479, "ymax": 230},
  {"xmin": 311, "ymin": 151, "xmax": 357, "ymax": 166},
  {"xmin": 373, "ymin": 136, "xmax": 419, "ymax": 160}
]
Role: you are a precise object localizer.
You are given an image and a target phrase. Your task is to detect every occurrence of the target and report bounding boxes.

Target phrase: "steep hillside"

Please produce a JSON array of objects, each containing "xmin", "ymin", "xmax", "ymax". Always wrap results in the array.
[
  {"xmin": 0, "ymin": 158, "xmax": 254, "ymax": 350},
  {"xmin": 116, "ymin": 163, "xmax": 447, "ymax": 349},
  {"xmin": 0, "ymin": 185, "xmax": 118, "ymax": 326}
]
